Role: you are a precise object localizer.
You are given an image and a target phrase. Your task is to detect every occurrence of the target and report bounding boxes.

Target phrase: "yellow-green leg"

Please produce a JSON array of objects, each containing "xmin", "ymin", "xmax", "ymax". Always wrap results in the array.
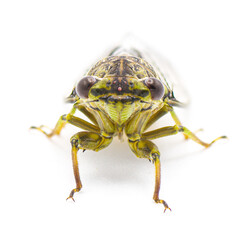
[
  {"xmin": 30, "ymin": 107, "xmax": 77, "ymax": 137},
  {"xmin": 170, "ymin": 109, "xmax": 189, "ymax": 139},
  {"xmin": 143, "ymin": 104, "xmax": 189, "ymax": 139},
  {"xmin": 128, "ymin": 139, "xmax": 171, "ymax": 212},
  {"xmin": 135, "ymin": 125, "xmax": 226, "ymax": 211},
  {"xmin": 142, "ymin": 125, "xmax": 226, "ymax": 147},
  {"xmin": 153, "ymin": 155, "xmax": 171, "ymax": 212},
  {"xmin": 67, "ymin": 142, "xmax": 82, "ymax": 201},
  {"xmin": 144, "ymin": 104, "xmax": 172, "ymax": 131},
  {"xmin": 30, "ymin": 107, "xmax": 101, "ymax": 137},
  {"xmin": 31, "ymin": 107, "xmax": 114, "ymax": 201},
  {"xmin": 66, "ymin": 132, "xmax": 113, "ymax": 201}
]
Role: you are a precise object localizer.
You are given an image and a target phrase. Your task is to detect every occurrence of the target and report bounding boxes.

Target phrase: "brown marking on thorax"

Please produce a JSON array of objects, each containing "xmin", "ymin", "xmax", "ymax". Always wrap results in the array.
[
  {"xmin": 87, "ymin": 56, "xmax": 158, "ymax": 80},
  {"xmin": 119, "ymin": 58, "xmax": 124, "ymax": 79}
]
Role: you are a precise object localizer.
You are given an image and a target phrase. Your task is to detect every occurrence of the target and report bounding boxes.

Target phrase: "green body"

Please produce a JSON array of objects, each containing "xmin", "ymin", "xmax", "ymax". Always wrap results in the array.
[{"xmin": 32, "ymin": 46, "xmax": 226, "ymax": 212}]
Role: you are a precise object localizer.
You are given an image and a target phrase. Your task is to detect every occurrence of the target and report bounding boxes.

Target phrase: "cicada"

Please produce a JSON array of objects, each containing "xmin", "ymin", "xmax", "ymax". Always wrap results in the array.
[{"xmin": 31, "ymin": 41, "xmax": 226, "ymax": 212}]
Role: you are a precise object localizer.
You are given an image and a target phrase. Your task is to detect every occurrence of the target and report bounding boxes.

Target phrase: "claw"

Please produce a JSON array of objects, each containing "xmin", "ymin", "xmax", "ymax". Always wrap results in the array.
[
  {"xmin": 154, "ymin": 199, "xmax": 172, "ymax": 213},
  {"xmin": 209, "ymin": 135, "xmax": 228, "ymax": 146},
  {"xmin": 163, "ymin": 206, "xmax": 172, "ymax": 213},
  {"xmin": 66, "ymin": 187, "xmax": 81, "ymax": 202},
  {"xmin": 66, "ymin": 196, "xmax": 75, "ymax": 202}
]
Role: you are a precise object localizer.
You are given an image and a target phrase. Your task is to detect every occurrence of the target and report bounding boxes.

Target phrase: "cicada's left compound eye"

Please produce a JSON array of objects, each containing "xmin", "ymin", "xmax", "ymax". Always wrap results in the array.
[
  {"xmin": 143, "ymin": 77, "xmax": 164, "ymax": 100},
  {"xmin": 76, "ymin": 76, "xmax": 98, "ymax": 99}
]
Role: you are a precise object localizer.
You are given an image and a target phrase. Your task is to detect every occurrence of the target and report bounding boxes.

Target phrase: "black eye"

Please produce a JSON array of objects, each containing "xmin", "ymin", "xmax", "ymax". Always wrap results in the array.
[
  {"xmin": 143, "ymin": 77, "xmax": 164, "ymax": 100},
  {"xmin": 76, "ymin": 76, "xmax": 98, "ymax": 98}
]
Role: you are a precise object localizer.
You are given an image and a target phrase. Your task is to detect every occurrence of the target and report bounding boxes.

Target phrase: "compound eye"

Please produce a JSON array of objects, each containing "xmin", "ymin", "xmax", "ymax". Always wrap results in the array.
[
  {"xmin": 75, "ymin": 76, "xmax": 98, "ymax": 98},
  {"xmin": 143, "ymin": 77, "xmax": 164, "ymax": 100}
]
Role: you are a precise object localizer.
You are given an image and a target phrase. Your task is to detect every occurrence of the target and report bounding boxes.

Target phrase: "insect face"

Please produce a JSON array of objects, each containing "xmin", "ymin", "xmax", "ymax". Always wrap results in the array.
[{"xmin": 85, "ymin": 77, "xmax": 152, "ymax": 125}]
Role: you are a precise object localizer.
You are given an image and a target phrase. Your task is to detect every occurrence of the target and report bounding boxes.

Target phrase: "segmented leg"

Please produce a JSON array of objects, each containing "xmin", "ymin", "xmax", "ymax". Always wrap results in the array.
[
  {"xmin": 30, "ymin": 107, "xmax": 101, "ymax": 137},
  {"xmin": 142, "ymin": 125, "xmax": 227, "ymax": 148},
  {"xmin": 66, "ymin": 132, "xmax": 113, "ymax": 201},
  {"xmin": 32, "ymin": 107, "xmax": 113, "ymax": 201},
  {"xmin": 153, "ymin": 154, "xmax": 171, "ymax": 212},
  {"xmin": 66, "ymin": 141, "xmax": 82, "ymax": 201},
  {"xmin": 30, "ymin": 107, "xmax": 77, "ymax": 137},
  {"xmin": 144, "ymin": 104, "xmax": 205, "ymax": 140},
  {"xmin": 170, "ymin": 110, "xmax": 189, "ymax": 139},
  {"xmin": 128, "ymin": 139, "xmax": 171, "ymax": 212},
  {"xmin": 144, "ymin": 104, "xmax": 171, "ymax": 131},
  {"xmin": 129, "ymin": 124, "xmax": 226, "ymax": 212}
]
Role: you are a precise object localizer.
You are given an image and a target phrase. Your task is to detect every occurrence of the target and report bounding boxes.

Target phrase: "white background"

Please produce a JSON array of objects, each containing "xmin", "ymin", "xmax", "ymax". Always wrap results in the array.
[{"xmin": 1, "ymin": 0, "xmax": 243, "ymax": 239}]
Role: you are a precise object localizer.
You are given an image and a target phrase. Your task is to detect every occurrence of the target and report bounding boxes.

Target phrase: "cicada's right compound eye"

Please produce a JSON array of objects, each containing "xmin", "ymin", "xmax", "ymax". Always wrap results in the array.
[{"xmin": 76, "ymin": 76, "xmax": 98, "ymax": 99}]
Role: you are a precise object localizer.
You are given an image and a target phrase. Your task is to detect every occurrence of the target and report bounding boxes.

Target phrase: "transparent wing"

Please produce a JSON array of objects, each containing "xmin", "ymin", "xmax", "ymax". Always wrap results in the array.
[{"xmin": 107, "ymin": 35, "xmax": 190, "ymax": 106}]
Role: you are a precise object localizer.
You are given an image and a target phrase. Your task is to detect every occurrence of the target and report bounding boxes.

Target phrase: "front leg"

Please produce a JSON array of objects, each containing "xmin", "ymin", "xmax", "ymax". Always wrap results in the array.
[
  {"xmin": 128, "ymin": 139, "xmax": 171, "ymax": 212},
  {"xmin": 30, "ymin": 107, "xmax": 77, "ymax": 137},
  {"xmin": 67, "ymin": 132, "xmax": 113, "ymax": 201}
]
